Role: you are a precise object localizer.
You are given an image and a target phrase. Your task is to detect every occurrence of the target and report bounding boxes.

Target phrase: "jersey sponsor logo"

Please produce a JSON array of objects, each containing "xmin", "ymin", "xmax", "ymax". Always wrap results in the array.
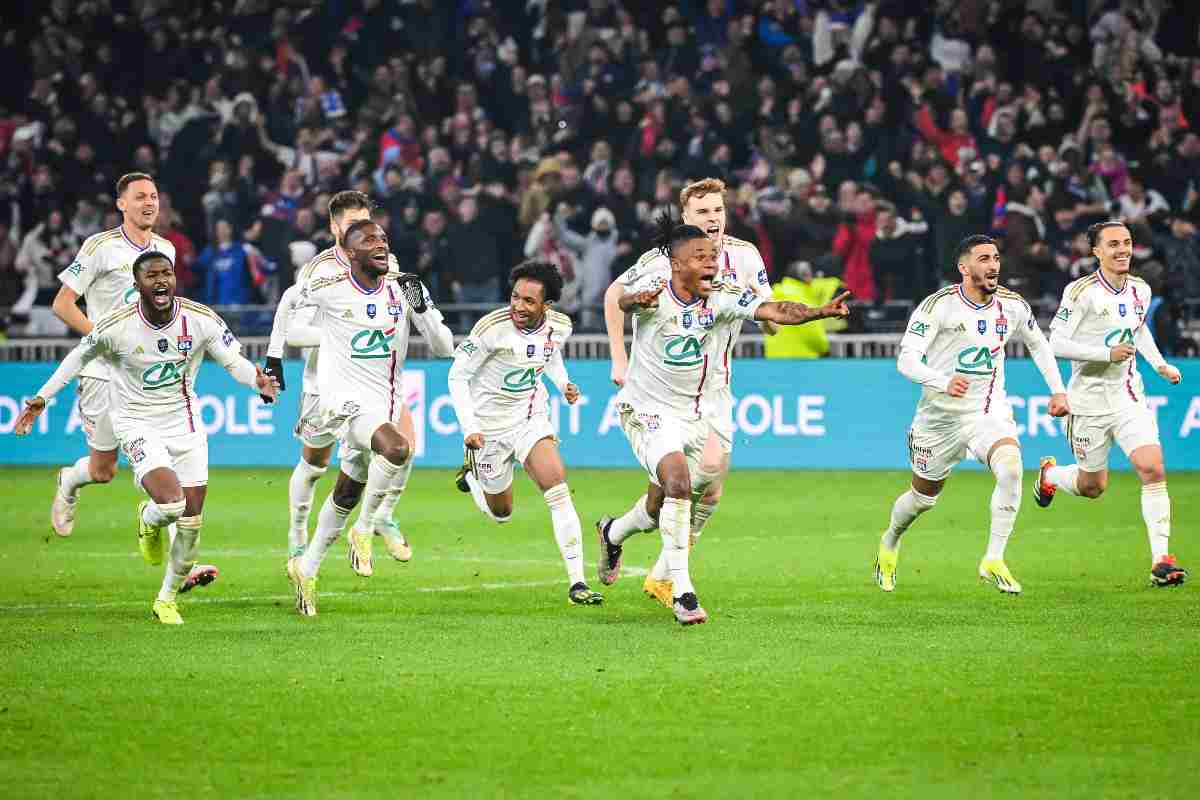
[
  {"xmin": 349, "ymin": 328, "xmax": 395, "ymax": 359},
  {"xmin": 1054, "ymin": 306, "xmax": 1070, "ymax": 322},
  {"xmin": 1104, "ymin": 328, "xmax": 1136, "ymax": 346},
  {"xmin": 142, "ymin": 360, "xmax": 186, "ymax": 390},
  {"xmin": 663, "ymin": 334, "xmax": 704, "ymax": 367},
  {"xmin": 757, "ymin": 268, "xmax": 768, "ymax": 285},
  {"xmin": 66, "ymin": 261, "xmax": 84, "ymax": 277},
  {"xmin": 955, "ymin": 345, "xmax": 998, "ymax": 375},
  {"xmin": 908, "ymin": 321, "xmax": 930, "ymax": 337},
  {"xmin": 122, "ymin": 286, "xmax": 138, "ymax": 304},
  {"xmin": 157, "ymin": 338, "xmax": 169, "ymax": 353},
  {"xmin": 457, "ymin": 340, "xmax": 478, "ymax": 357},
  {"xmin": 133, "ymin": 345, "xmax": 144, "ymax": 354},
  {"xmin": 501, "ymin": 367, "xmax": 539, "ymax": 393},
  {"xmin": 342, "ymin": 310, "xmax": 354, "ymax": 319},
  {"xmin": 737, "ymin": 290, "xmax": 755, "ymax": 307}
]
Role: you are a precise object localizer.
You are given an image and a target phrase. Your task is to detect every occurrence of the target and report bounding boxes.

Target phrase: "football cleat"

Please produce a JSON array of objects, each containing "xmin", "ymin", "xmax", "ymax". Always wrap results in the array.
[
  {"xmin": 874, "ymin": 543, "xmax": 899, "ymax": 592},
  {"xmin": 568, "ymin": 582, "xmax": 604, "ymax": 606},
  {"xmin": 348, "ymin": 529, "xmax": 374, "ymax": 577},
  {"xmin": 136, "ymin": 501, "xmax": 165, "ymax": 566},
  {"xmin": 979, "ymin": 558, "xmax": 1022, "ymax": 594},
  {"xmin": 287, "ymin": 557, "xmax": 318, "ymax": 617},
  {"xmin": 151, "ymin": 599, "xmax": 183, "ymax": 625},
  {"xmin": 178, "ymin": 564, "xmax": 219, "ymax": 595},
  {"xmin": 375, "ymin": 520, "xmax": 412, "ymax": 562},
  {"xmin": 672, "ymin": 592, "xmax": 708, "ymax": 625},
  {"xmin": 1150, "ymin": 555, "xmax": 1188, "ymax": 587},
  {"xmin": 50, "ymin": 468, "xmax": 77, "ymax": 537},
  {"xmin": 1033, "ymin": 456, "xmax": 1057, "ymax": 508},
  {"xmin": 595, "ymin": 517, "xmax": 622, "ymax": 585},
  {"xmin": 454, "ymin": 452, "xmax": 471, "ymax": 493},
  {"xmin": 643, "ymin": 575, "xmax": 673, "ymax": 608}
]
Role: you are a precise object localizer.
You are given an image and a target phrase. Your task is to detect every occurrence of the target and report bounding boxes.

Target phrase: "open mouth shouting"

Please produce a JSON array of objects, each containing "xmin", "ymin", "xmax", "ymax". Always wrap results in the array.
[
  {"xmin": 369, "ymin": 247, "xmax": 389, "ymax": 270},
  {"xmin": 698, "ymin": 268, "xmax": 717, "ymax": 292},
  {"xmin": 150, "ymin": 284, "xmax": 171, "ymax": 308}
]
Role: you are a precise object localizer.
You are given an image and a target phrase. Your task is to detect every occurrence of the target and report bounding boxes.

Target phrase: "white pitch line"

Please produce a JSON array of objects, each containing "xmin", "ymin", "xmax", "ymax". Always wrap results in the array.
[{"xmin": 0, "ymin": 567, "xmax": 648, "ymax": 613}]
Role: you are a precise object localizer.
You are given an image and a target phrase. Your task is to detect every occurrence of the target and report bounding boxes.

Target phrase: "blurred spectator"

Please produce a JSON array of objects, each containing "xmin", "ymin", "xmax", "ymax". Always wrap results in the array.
[
  {"xmin": 1002, "ymin": 184, "xmax": 1053, "ymax": 299},
  {"xmin": 155, "ymin": 192, "xmax": 197, "ymax": 295},
  {"xmin": 764, "ymin": 260, "xmax": 845, "ymax": 359},
  {"xmin": 196, "ymin": 219, "xmax": 257, "ymax": 305},
  {"xmin": 448, "ymin": 195, "xmax": 503, "ymax": 327},
  {"xmin": 869, "ymin": 203, "xmax": 929, "ymax": 303},
  {"xmin": 1154, "ymin": 217, "xmax": 1200, "ymax": 299},
  {"xmin": 832, "ymin": 188, "xmax": 878, "ymax": 302},
  {"xmin": 555, "ymin": 205, "xmax": 620, "ymax": 330},
  {"xmin": 16, "ymin": 209, "xmax": 77, "ymax": 306},
  {"xmin": 1117, "ymin": 174, "xmax": 1169, "ymax": 227}
]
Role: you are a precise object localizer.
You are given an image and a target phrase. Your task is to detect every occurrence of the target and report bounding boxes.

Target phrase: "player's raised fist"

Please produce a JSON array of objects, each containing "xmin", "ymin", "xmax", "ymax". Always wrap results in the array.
[
  {"xmin": 1157, "ymin": 364, "xmax": 1182, "ymax": 384},
  {"xmin": 255, "ymin": 365, "xmax": 280, "ymax": 404},
  {"xmin": 14, "ymin": 397, "xmax": 47, "ymax": 436},
  {"xmin": 946, "ymin": 376, "xmax": 970, "ymax": 397},
  {"xmin": 1048, "ymin": 393, "xmax": 1070, "ymax": 417},
  {"xmin": 464, "ymin": 433, "xmax": 485, "ymax": 450}
]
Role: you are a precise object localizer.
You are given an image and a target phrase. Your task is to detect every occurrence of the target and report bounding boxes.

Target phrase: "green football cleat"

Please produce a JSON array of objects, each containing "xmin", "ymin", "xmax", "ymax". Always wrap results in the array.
[
  {"xmin": 137, "ymin": 501, "xmax": 165, "ymax": 566},
  {"xmin": 874, "ymin": 542, "xmax": 898, "ymax": 592},
  {"xmin": 151, "ymin": 599, "xmax": 183, "ymax": 625},
  {"xmin": 979, "ymin": 558, "xmax": 1022, "ymax": 594}
]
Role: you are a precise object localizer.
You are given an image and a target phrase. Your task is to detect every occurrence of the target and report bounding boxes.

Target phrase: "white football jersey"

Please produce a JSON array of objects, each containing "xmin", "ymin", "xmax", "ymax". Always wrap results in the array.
[
  {"xmin": 64, "ymin": 298, "xmax": 241, "ymax": 436},
  {"xmin": 617, "ymin": 235, "xmax": 771, "ymax": 389},
  {"xmin": 1050, "ymin": 270, "xmax": 1154, "ymax": 415},
  {"xmin": 899, "ymin": 284, "xmax": 1039, "ymax": 418},
  {"xmin": 448, "ymin": 307, "xmax": 574, "ymax": 436},
  {"xmin": 617, "ymin": 275, "xmax": 763, "ymax": 420},
  {"xmin": 293, "ymin": 270, "xmax": 413, "ymax": 417},
  {"xmin": 58, "ymin": 226, "xmax": 176, "ymax": 380}
]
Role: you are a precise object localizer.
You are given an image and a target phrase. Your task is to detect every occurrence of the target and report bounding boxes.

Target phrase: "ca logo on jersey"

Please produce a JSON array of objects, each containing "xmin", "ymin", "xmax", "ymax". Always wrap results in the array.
[
  {"xmin": 350, "ymin": 328, "xmax": 395, "ymax": 359},
  {"xmin": 664, "ymin": 335, "xmax": 704, "ymax": 367},
  {"xmin": 123, "ymin": 286, "xmax": 138, "ymax": 304},
  {"xmin": 142, "ymin": 360, "xmax": 185, "ymax": 390},
  {"xmin": 1104, "ymin": 328, "xmax": 1136, "ymax": 346},
  {"xmin": 956, "ymin": 346, "xmax": 998, "ymax": 376},
  {"xmin": 501, "ymin": 367, "xmax": 538, "ymax": 392}
]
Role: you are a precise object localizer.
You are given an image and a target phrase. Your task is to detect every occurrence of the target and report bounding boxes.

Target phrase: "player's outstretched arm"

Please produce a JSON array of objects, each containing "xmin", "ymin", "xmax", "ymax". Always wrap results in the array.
[
  {"xmin": 1021, "ymin": 320, "xmax": 1069, "ymax": 415},
  {"xmin": 406, "ymin": 279, "xmax": 454, "ymax": 357},
  {"xmin": 16, "ymin": 336, "xmax": 105, "ymax": 434},
  {"xmin": 753, "ymin": 291, "xmax": 851, "ymax": 325},
  {"xmin": 617, "ymin": 286, "xmax": 664, "ymax": 312},
  {"xmin": 604, "ymin": 279, "xmax": 629, "ymax": 386},
  {"xmin": 1134, "ymin": 323, "xmax": 1181, "ymax": 384}
]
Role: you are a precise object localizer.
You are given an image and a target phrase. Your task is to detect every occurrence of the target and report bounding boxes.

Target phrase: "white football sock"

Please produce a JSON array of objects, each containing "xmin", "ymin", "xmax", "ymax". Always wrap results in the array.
[
  {"xmin": 544, "ymin": 483, "xmax": 585, "ymax": 585},
  {"xmin": 660, "ymin": 497, "xmax": 693, "ymax": 597},
  {"xmin": 608, "ymin": 494, "xmax": 656, "ymax": 545},
  {"xmin": 985, "ymin": 446, "xmax": 1023, "ymax": 560},
  {"xmin": 288, "ymin": 460, "xmax": 327, "ymax": 555},
  {"xmin": 1044, "ymin": 464, "xmax": 1081, "ymax": 496},
  {"xmin": 881, "ymin": 488, "xmax": 937, "ymax": 550},
  {"xmin": 142, "ymin": 499, "xmax": 185, "ymax": 529},
  {"xmin": 352, "ymin": 455, "xmax": 402, "ymax": 533},
  {"xmin": 690, "ymin": 501, "xmax": 718, "ymax": 541},
  {"xmin": 649, "ymin": 551, "xmax": 670, "ymax": 581},
  {"xmin": 300, "ymin": 495, "xmax": 352, "ymax": 578},
  {"xmin": 60, "ymin": 456, "xmax": 95, "ymax": 498},
  {"xmin": 158, "ymin": 514, "xmax": 201, "ymax": 602},
  {"xmin": 1141, "ymin": 481, "xmax": 1171, "ymax": 563},
  {"xmin": 371, "ymin": 459, "xmax": 413, "ymax": 530},
  {"xmin": 464, "ymin": 472, "xmax": 509, "ymax": 523}
]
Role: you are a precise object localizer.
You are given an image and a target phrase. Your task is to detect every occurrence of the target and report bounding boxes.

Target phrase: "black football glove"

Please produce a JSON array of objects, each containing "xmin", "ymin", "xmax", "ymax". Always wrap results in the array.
[
  {"xmin": 394, "ymin": 271, "xmax": 428, "ymax": 314},
  {"xmin": 262, "ymin": 356, "xmax": 285, "ymax": 403}
]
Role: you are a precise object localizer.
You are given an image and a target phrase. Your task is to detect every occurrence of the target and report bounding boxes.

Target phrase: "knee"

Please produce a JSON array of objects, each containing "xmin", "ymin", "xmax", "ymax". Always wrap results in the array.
[
  {"xmin": 304, "ymin": 450, "xmax": 331, "ymax": 469},
  {"xmin": 1139, "ymin": 464, "xmax": 1167, "ymax": 485},
  {"xmin": 380, "ymin": 437, "xmax": 410, "ymax": 467},
  {"xmin": 990, "ymin": 448, "xmax": 1024, "ymax": 491},
  {"xmin": 662, "ymin": 474, "xmax": 691, "ymax": 500},
  {"xmin": 333, "ymin": 485, "xmax": 362, "ymax": 509},
  {"xmin": 489, "ymin": 497, "xmax": 513, "ymax": 520},
  {"xmin": 1080, "ymin": 479, "xmax": 1106, "ymax": 499},
  {"xmin": 91, "ymin": 461, "xmax": 118, "ymax": 483}
]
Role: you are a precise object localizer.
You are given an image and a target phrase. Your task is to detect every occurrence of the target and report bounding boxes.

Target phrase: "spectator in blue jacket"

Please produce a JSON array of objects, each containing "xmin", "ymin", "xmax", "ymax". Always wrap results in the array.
[{"xmin": 196, "ymin": 219, "xmax": 254, "ymax": 305}]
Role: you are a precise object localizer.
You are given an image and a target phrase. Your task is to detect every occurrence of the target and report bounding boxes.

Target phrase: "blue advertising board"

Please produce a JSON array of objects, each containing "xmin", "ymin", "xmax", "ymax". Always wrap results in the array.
[{"xmin": 2, "ymin": 359, "xmax": 1198, "ymax": 470}]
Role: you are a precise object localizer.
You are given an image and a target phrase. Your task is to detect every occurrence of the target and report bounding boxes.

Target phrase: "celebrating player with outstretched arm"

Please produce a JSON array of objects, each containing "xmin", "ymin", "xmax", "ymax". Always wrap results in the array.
[
  {"xmin": 600, "ymin": 178, "xmax": 776, "ymax": 605},
  {"xmin": 1034, "ymin": 221, "xmax": 1187, "ymax": 587},
  {"xmin": 599, "ymin": 217, "xmax": 849, "ymax": 625},
  {"xmin": 265, "ymin": 190, "xmax": 452, "ymax": 573},
  {"xmin": 874, "ymin": 235, "xmax": 1068, "ymax": 595},
  {"xmin": 15, "ymin": 252, "xmax": 278, "ymax": 624},
  {"xmin": 273, "ymin": 220, "xmax": 427, "ymax": 617},
  {"xmin": 448, "ymin": 261, "xmax": 603, "ymax": 606}
]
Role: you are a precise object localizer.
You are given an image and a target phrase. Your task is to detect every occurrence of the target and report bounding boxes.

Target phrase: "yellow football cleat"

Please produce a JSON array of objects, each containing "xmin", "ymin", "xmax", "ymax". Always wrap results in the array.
[
  {"xmin": 347, "ymin": 528, "xmax": 374, "ymax": 577},
  {"xmin": 642, "ymin": 575, "xmax": 673, "ymax": 608},
  {"xmin": 874, "ymin": 543, "xmax": 898, "ymax": 592},
  {"xmin": 375, "ymin": 521, "xmax": 412, "ymax": 562},
  {"xmin": 979, "ymin": 558, "xmax": 1022, "ymax": 594},
  {"xmin": 137, "ymin": 501, "xmax": 165, "ymax": 566},
  {"xmin": 151, "ymin": 599, "xmax": 183, "ymax": 625},
  {"xmin": 287, "ymin": 557, "xmax": 318, "ymax": 617}
]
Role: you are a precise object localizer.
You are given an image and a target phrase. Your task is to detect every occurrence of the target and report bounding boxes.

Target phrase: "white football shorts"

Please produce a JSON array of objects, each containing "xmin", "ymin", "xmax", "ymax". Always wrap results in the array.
[
  {"xmin": 907, "ymin": 405, "xmax": 1020, "ymax": 481},
  {"xmin": 1066, "ymin": 406, "xmax": 1160, "ymax": 472}
]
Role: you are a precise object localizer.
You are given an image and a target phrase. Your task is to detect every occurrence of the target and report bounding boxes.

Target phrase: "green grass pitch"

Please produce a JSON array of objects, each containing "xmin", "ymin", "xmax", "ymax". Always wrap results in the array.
[{"xmin": 0, "ymin": 465, "xmax": 1197, "ymax": 798}]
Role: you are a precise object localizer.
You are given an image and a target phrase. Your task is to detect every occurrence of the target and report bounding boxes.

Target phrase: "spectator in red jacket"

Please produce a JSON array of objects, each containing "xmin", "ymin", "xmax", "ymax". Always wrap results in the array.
[
  {"xmin": 833, "ymin": 188, "xmax": 878, "ymax": 302},
  {"xmin": 913, "ymin": 103, "xmax": 978, "ymax": 169}
]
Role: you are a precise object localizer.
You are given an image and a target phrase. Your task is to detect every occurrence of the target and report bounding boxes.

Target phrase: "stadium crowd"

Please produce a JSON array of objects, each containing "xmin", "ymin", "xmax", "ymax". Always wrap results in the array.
[{"xmin": 0, "ymin": 0, "xmax": 1198, "ymax": 344}]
